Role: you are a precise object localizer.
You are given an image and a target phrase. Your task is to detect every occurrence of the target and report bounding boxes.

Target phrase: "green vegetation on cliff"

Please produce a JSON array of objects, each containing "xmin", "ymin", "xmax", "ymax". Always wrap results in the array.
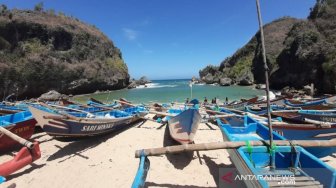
[
  {"xmin": 0, "ymin": 5, "xmax": 129, "ymax": 99},
  {"xmin": 200, "ymin": 17, "xmax": 300, "ymax": 85},
  {"xmin": 200, "ymin": 0, "xmax": 336, "ymax": 94}
]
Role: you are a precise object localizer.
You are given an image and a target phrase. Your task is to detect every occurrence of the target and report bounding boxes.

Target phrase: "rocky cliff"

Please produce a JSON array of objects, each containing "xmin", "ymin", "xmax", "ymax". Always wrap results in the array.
[
  {"xmin": 200, "ymin": 0, "xmax": 336, "ymax": 94},
  {"xmin": 199, "ymin": 17, "xmax": 300, "ymax": 86},
  {"xmin": 0, "ymin": 6, "xmax": 129, "ymax": 99},
  {"xmin": 270, "ymin": 0, "xmax": 336, "ymax": 93}
]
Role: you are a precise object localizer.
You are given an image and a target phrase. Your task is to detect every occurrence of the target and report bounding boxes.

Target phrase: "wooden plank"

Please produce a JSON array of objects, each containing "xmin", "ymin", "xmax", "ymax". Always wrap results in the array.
[{"xmin": 135, "ymin": 139, "xmax": 336, "ymax": 157}]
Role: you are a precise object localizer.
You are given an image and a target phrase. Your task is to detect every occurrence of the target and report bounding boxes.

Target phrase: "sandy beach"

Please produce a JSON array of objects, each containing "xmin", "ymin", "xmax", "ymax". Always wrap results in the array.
[
  {"xmin": 1, "ymin": 115, "xmax": 336, "ymax": 188},
  {"xmin": 1, "ymin": 116, "xmax": 228, "ymax": 188}
]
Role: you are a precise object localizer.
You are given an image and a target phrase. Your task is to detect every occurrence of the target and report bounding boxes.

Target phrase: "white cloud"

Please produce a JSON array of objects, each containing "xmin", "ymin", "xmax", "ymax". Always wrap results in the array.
[{"xmin": 122, "ymin": 28, "xmax": 138, "ymax": 40}]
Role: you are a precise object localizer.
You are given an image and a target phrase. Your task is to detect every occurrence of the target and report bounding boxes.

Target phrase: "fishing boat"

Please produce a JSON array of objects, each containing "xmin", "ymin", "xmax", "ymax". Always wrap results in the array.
[
  {"xmin": 253, "ymin": 96, "xmax": 288, "ymax": 106},
  {"xmin": 272, "ymin": 110, "xmax": 336, "ymax": 124},
  {"xmin": 245, "ymin": 105, "xmax": 290, "ymax": 115},
  {"xmin": 0, "ymin": 141, "xmax": 41, "ymax": 179},
  {"xmin": 217, "ymin": 115, "xmax": 336, "ymax": 188},
  {"xmin": 167, "ymin": 108, "xmax": 201, "ymax": 144},
  {"xmin": 0, "ymin": 111, "xmax": 37, "ymax": 152},
  {"xmin": 0, "ymin": 103, "xmax": 26, "ymax": 115},
  {"xmin": 28, "ymin": 104, "xmax": 147, "ymax": 137},
  {"xmin": 222, "ymin": 96, "xmax": 259, "ymax": 110},
  {"xmin": 0, "ymin": 119, "xmax": 41, "ymax": 182},
  {"xmin": 87, "ymin": 98, "xmax": 121, "ymax": 109},
  {"xmin": 284, "ymin": 98, "xmax": 327, "ymax": 107},
  {"xmin": 131, "ymin": 115, "xmax": 336, "ymax": 188},
  {"xmin": 298, "ymin": 110, "xmax": 336, "ymax": 123}
]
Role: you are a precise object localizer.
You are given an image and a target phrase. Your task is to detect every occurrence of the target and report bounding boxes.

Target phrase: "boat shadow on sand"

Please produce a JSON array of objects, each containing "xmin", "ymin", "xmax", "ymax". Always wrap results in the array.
[
  {"xmin": 202, "ymin": 154, "xmax": 246, "ymax": 188},
  {"xmin": 47, "ymin": 121, "xmax": 143, "ymax": 163},
  {"xmin": 6, "ymin": 163, "xmax": 46, "ymax": 181},
  {"xmin": 162, "ymin": 125, "xmax": 194, "ymax": 170}
]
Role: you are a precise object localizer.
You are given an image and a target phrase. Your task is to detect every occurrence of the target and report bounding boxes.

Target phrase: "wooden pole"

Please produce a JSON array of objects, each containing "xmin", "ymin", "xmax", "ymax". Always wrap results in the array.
[
  {"xmin": 135, "ymin": 139, "xmax": 336, "ymax": 158},
  {"xmin": 0, "ymin": 126, "xmax": 34, "ymax": 149},
  {"xmin": 46, "ymin": 103, "xmax": 94, "ymax": 115},
  {"xmin": 149, "ymin": 110, "xmax": 174, "ymax": 117},
  {"xmin": 255, "ymin": 0, "xmax": 274, "ymax": 168}
]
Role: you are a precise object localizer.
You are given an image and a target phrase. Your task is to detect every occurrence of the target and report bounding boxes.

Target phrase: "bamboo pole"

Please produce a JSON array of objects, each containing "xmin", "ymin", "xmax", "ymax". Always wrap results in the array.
[
  {"xmin": 135, "ymin": 139, "xmax": 336, "ymax": 158},
  {"xmin": 0, "ymin": 126, "xmax": 34, "ymax": 149},
  {"xmin": 46, "ymin": 103, "xmax": 94, "ymax": 115},
  {"xmin": 255, "ymin": 0, "xmax": 275, "ymax": 168},
  {"xmin": 148, "ymin": 110, "xmax": 174, "ymax": 117},
  {"xmin": 38, "ymin": 103, "xmax": 84, "ymax": 121},
  {"xmin": 88, "ymin": 103, "xmax": 116, "ymax": 111}
]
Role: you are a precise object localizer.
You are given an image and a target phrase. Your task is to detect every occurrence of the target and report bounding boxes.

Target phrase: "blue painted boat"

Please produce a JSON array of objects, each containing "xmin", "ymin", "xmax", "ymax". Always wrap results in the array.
[
  {"xmin": 217, "ymin": 116, "xmax": 336, "ymax": 188},
  {"xmin": 284, "ymin": 99, "xmax": 327, "ymax": 107},
  {"xmin": 131, "ymin": 108, "xmax": 201, "ymax": 187},
  {"xmin": 245, "ymin": 105, "xmax": 289, "ymax": 115},
  {"xmin": 222, "ymin": 96, "xmax": 259, "ymax": 111},
  {"xmin": 87, "ymin": 99, "xmax": 120, "ymax": 108},
  {"xmin": 0, "ymin": 111, "xmax": 37, "ymax": 152},
  {"xmin": 28, "ymin": 105, "xmax": 147, "ymax": 137},
  {"xmin": 0, "ymin": 103, "xmax": 27, "ymax": 115},
  {"xmin": 167, "ymin": 108, "xmax": 201, "ymax": 144},
  {"xmin": 189, "ymin": 99, "xmax": 199, "ymax": 105},
  {"xmin": 298, "ymin": 110, "xmax": 336, "ymax": 123},
  {"xmin": 132, "ymin": 153, "xmax": 150, "ymax": 188},
  {"xmin": 0, "ymin": 176, "xmax": 5, "ymax": 184}
]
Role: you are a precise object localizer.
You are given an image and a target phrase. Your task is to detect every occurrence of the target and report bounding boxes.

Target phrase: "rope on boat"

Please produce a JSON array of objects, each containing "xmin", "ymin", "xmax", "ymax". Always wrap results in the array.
[{"xmin": 245, "ymin": 141, "xmax": 255, "ymax": 167}]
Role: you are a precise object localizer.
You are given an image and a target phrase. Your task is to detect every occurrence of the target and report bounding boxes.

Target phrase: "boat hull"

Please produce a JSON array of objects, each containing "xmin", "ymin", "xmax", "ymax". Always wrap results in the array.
[
  {"xmin": 0, "ymin": 118, "xmax": 36, "ymax": 152},
  {"xmin": 29, "ymin": 106, "xmax": 141, "ymax": 137},
  {"xmin": 168, "ymin": 109, "xmax": 201, "ymax": 144},
  {"xmin": 218, "ymin": 116, "xmax": 336, "ymax": 188}
]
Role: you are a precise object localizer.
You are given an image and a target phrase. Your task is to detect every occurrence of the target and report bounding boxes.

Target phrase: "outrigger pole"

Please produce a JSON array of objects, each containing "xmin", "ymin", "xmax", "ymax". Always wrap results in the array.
[{"xmin": 255, "ymin": 0, "xmax": 275, "ymax": 168}]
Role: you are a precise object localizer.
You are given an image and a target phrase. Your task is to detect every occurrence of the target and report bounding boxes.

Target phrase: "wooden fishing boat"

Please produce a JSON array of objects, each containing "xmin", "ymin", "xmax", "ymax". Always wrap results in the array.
[
  {"xmin": 298, "ymin": 110, "xmax": 336, "ymax": 123},
  {"xmin": 253, "ymin": 96, "xmax": 288, "ymax": 106},
  {"xmin": 0, "ymin": 111, "xmax": 37, "ymax": 152},
  {"xmin": 272, "ymin": 110, "xmax": 336, "ymax": 124},
  {"xmin": 283, "ymin": 95, "xmax": 336, "ymax": 108},
  {"xmin": 87, "ymin": 98, "xmax": 120, "ymax": 109},
  {"xmin": 222, "ymin": 96, "xmax": 259, "ymax": 110},
  {"xmin": 0, "ymin": 103, "xmax": 25, "ymax": 116},
  {"xmin": 167, "ymin": 108, "xmax": 201, "ymax": 144},
  {"xmin": 217, "ymin": 116, "xmax": 336, "ymax": 188},
  {"xmin": 245, "ymin": 105, "xmax": 290, "ymax": 115},
  {"xmin": 0, "ymin": 141, "xmax": 41, "ymax": 179},
  {"xmin": 284, "ymin": 98, "xmax": 327, "ymax": 107},
  {"xmin": 0, "ymin": 117, "xmax": 41, "ymax": 182},
  {"xmin": 227, "ymin": 111, "xmax": 336, "ymax": 157},
  {"xmin": 131, "ymin": 115, "xmax": 336, "ymax": 188},
  {"xmin": 28, "ymin": 105, "xmax": 147, "ymax": 137}
]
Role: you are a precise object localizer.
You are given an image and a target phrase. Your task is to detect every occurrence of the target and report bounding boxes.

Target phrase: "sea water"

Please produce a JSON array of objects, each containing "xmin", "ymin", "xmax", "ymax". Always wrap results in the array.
[{"xmin": 73, "ymin": 79, "xmax": 264, "ymax": 104}]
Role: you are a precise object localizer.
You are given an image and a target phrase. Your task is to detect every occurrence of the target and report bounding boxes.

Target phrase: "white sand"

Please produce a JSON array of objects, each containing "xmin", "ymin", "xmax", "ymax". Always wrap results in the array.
[
  {"xmin": 1, "ymin": 117, "xmax": 336, "ymax": 188},
  {"xmin": 1, "ymin": 119, "xmax": 230, "ymax": 188}
]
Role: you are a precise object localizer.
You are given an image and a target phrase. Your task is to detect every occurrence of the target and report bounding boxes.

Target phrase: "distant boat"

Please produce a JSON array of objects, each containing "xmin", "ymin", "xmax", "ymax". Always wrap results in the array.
[
  {"xmin": 28, "ymin": 105, "xmax": 147, "ymax": 137},
  {"xmin": 284, "ymin": 98, "xmax": 327, "ymax": 107},
  {"xmin": 168, "ymin": 108, "xmax": 201, "ymax": 144},
  {"xmin": 223, "ymin": 96, "xmax": 259, "ymax": 110},
  {"xmin": 0, "ymin": 111, "xmax": 37, "ymax": 152}
]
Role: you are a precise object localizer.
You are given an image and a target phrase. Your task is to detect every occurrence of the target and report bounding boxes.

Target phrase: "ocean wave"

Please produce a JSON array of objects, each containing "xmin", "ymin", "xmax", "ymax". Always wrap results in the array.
[{"xmin": 136, "ymin": 83, "xmax": 177, "ymax": 89}]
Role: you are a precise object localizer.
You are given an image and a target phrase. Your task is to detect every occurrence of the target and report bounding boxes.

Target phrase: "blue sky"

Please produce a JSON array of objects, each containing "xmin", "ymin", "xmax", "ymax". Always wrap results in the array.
[{"xmin": 3, "ymin": 0, "xmax": 316, "ymax": 80}]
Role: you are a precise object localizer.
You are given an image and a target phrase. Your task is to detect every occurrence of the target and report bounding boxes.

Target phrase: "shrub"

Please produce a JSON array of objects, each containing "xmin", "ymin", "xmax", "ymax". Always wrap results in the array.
[{"xmin": 34, "ymin": 2, "xmax": 44, "ymax": 12}]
